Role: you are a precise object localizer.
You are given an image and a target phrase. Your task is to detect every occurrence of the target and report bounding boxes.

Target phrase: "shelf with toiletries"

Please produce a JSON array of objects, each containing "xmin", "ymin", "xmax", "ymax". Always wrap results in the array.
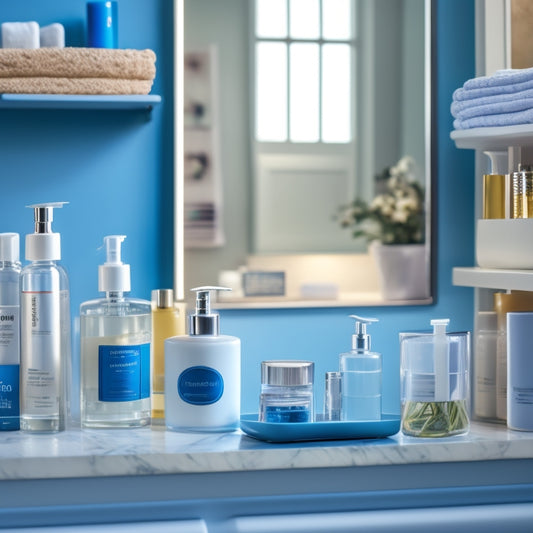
[
  {"xmin": 0, "ymin": 93, "xmax": 161, "ymax": 111},
  {"xmin": 451, "ymin": 124, "xmax": 533, "ymax": 151}
]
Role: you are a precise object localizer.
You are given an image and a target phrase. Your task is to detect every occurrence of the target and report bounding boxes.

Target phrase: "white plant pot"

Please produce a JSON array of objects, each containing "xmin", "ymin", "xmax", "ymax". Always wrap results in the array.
[{"xmin": 370, "ymin": 242, "xmax": 430, "ymax": 300}]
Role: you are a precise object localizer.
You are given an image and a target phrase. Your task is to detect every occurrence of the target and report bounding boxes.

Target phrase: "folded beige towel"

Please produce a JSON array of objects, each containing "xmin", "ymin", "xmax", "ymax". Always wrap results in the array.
[
  {"xmin": 0, "ymin": 77, "xmax": 153, "ymax": 95},
  {"xmin": 0, "ymin": 48, "xmax": 156, "ymax": 80}
]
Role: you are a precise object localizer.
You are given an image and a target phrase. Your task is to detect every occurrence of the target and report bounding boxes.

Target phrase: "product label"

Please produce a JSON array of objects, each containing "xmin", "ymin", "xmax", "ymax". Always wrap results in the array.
[
  {"xmin": 0, "ymin": 364, "xmax": 20, "ymax": 430},
  {"xmin": 98, "ymin": 343, "xmax": 150, "ymax": 402},
  {"xmin": 178, "ymin": 366, "xmax": 224, "ymax": 405},
  {"xmin": 0, "ymin": 306, "xmax": 19, "ymax": 362}
]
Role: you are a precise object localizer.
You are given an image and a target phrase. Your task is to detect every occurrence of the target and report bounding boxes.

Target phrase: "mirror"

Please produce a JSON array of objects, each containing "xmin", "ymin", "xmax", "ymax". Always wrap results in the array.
[{"xmin": 178, "ymin": 0, "xmax": 433, "ymax": 308}]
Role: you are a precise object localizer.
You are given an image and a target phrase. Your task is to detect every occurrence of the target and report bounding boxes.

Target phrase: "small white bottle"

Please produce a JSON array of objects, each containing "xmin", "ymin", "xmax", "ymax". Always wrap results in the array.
[
  {"xmin": 20, "ymin": 203, "xmax": 71, "ymax": 433},
  {"xmin": 0, "ymin": 233, "xmax": 21, "ymax": 431},
  {"xmin": 165, "ymin": 286, "xmax": 240, "ymax": 432},
  {"xmin": 339, "ymin": 315, "xmax": 382, "ymax": 421},
  {"xmin": 80, "ymin": 235, "xmax": 151, "ymax": 428}
]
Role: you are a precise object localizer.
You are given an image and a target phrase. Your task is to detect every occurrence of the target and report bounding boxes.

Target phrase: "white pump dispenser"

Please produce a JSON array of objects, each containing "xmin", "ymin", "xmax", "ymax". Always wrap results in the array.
[
  {"xmin": 165, "ymin": 286, "xmax": 241, "ymax": 432},
  {"xmin": 80, "ymin": 235, "xmax": 151, "ymax": 428},
  {"xmin": 339, "ymin": 315, "xmax": 382, "ymax": 421},
  {"xmin": 20, "ymin": 201, "xmax": 71, "ymax": 433}
]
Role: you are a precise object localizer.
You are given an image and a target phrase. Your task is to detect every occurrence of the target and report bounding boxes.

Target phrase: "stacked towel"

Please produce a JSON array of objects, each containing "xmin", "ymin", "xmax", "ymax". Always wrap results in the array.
[
  {"xmin": 0, "ymin": 47, "xmax": 156, "ymax": 95},
  {"xmin": 451, "ymin": 67, "xmax": 533, "ymax": 129}
]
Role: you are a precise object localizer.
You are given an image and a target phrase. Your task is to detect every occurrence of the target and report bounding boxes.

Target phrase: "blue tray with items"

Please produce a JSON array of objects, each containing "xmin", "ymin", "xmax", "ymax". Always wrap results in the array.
[{"xmin": 239, "ymin": 413, "xmax": 401, "ymax": 443}]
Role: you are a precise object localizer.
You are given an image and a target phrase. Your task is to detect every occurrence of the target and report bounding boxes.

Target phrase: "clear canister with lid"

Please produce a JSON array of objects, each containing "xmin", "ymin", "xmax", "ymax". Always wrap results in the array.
[{"xmin": 259, "ymin": 360, "xmax": 314, "ymax": 423}]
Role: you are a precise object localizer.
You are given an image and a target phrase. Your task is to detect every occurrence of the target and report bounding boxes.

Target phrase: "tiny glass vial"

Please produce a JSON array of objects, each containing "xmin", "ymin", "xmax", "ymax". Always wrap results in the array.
[
  {"xmin": 323, "ymin": 371, "xmax": 341, "ymax": 421},
  {"xmin": 512, "ymin": 164, "xmax": 533, "ymax": 218},
  {"xmin": 259, "ymin": 361, "xmax": 314, "ymax": 423}
]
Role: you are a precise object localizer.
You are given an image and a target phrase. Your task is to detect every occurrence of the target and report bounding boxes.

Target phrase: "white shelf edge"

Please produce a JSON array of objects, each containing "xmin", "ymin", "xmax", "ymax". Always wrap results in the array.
[
  {"xmin": 453, "ymin": 266, "xmax": 533, "ymax": 291},
  {"xmin": 451, "ymin": 124, "xmax": 533, "ymax": 150}
]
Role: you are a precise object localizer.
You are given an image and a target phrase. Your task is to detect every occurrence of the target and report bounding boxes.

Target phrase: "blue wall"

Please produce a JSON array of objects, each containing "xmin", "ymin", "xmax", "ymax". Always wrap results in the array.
[{"xmin": 0, "ymin": 0, "xmax": 476, "ymax": 415}]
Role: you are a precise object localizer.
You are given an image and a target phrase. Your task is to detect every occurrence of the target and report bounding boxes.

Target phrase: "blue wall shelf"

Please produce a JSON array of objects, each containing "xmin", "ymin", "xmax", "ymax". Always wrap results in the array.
[{"xmin": 0, "ymin": 93, "xmax": 161, "ymax": 110}]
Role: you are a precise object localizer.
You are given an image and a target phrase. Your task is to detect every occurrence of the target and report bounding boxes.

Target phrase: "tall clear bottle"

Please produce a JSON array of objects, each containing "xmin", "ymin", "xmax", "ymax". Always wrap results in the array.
[
  {"xmin": 80, "ymin": 235, "xmax": 151, "ymax": 428},
  {"xmin": 20, "ymin": 203, "xmax": 71, "ymax": 433},
  {"xmin": 339, "ymin": 315, "xmax": 382, "ymax": 421},
  {"xmin": 0, "ymin": 233, "xmax": 22, "ymax": 431}
]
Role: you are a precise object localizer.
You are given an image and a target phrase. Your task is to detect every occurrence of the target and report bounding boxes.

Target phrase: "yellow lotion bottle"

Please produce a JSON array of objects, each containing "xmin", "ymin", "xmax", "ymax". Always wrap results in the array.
[{"xmin": 151, "ymin": 289, "xmax": 186, "ymax": 423}]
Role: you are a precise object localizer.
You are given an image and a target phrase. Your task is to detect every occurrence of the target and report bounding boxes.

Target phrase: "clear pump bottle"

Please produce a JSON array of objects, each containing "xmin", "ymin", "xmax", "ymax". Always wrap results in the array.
[
  {"xmin": 80, "ymin": 235, "xmax": 151, "ymax": 428},
  {"xmin": 165, "ymin": 286, "xmax": 240, "ymax": 432},
  {"xmin": 0, "ymin": 233, "xmax": 21, "ymax": 431},
  {"xmin": 20, "ymin": 203, "xmax": 71, "ymax": 433},
  {"xmin": 339, "ymin": 315, "xmax": 382, "ymax": 421}
]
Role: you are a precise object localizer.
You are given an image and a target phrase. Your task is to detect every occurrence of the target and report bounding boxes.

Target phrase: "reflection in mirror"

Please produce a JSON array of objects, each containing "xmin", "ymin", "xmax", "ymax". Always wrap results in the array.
[{"xmin": 181, "ymin": 0, "xmax": 432, "ymax": 308}]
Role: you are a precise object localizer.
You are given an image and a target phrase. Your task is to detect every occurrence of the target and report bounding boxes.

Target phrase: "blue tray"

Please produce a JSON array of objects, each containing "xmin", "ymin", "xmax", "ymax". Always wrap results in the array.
[{"xmin": 240, "ymin": 414, "xmax": 400, "ymax": 443}]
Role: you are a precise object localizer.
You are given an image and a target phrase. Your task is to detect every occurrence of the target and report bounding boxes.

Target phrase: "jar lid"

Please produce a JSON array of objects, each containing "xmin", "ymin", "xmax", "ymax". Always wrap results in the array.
[{"xmin": 261, "ymin": 360, "xmax": 314, "ymax": 386}]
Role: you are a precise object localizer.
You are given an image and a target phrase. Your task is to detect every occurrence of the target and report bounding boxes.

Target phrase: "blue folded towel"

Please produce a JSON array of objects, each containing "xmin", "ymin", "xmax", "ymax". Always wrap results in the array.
[
  {"xmin": 453, "ymin": 108, "xmax": 533, "ymax": 130},
  {"xmin": 451, "ymin": 90, "xmax": 533, "ymax": 119},
  {"xmin": 453, "ymin": 77, "xmax": 533, "ymax": 102}
]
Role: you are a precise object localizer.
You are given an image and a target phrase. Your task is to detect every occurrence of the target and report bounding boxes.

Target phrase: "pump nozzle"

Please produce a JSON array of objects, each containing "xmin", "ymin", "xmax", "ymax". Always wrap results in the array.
[
  {"xmin": 25, "ymin": 202, "xmax": 68, "ymax": 261},
  {"xmin": 431, "ymin": 318, "xmax": 449, "ymax": 336},
  {"xmin": 189, "ymin": 286, "xmax": 231, "ymax": 335},
  {"xmin": 349, "ymin": 314, "xmax": 378, "ymax": 351},
  {"xmin": 98, "ymin": 235, "xmax": 131, "ymax": 294},
  {"xmin": 27, "ymin": 202, "xmax": 68, "ymax": 234}
]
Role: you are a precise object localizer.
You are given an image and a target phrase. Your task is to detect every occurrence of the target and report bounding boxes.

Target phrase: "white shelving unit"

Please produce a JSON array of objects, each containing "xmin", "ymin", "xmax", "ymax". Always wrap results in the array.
[{"xmin": 451, "ymin": 125, "xmax": 533, "ymax": 291}]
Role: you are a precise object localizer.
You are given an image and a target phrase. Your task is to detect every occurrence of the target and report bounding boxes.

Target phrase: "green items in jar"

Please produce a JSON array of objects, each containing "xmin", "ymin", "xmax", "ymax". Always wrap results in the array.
[{"xmin": 401, "ymin": 400, "xmax": 469, "ymax": 437}]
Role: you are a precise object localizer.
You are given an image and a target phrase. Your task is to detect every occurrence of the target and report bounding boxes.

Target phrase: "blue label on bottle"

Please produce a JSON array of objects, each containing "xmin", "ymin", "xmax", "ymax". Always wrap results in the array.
[
  {"xmin": 0, "ymin": 364, "xmax": 20, "ymax": 430},
  {"xmin": 98, "ymin": 344, "xmax": 150, "ymax": 402},
  {"xmin": 178, "ymin": 366, "xmax": 224, "ymax": 405}
]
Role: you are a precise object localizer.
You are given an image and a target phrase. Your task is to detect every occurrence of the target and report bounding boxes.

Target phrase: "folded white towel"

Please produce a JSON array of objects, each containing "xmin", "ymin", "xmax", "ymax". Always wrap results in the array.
[
  {"xmin": 1, "ymin": 21, "xmax": 39, "ymax": 49},
  {"xmin": 453, "ymin": 108, "xmax": 533, "ymax": 130},
  {"xmin": 40, "ymin": 23, "xmax": 65, "ymax": 48},
  {"xmin": 451, "ymin": 88, "xmax": 533, "ymax": 118}
]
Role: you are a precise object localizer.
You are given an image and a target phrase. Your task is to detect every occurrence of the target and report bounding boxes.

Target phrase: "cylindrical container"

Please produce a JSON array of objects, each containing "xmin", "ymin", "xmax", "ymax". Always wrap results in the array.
[
  {"xmin": 507, "ymin": 312, "xmax": 533, "ymax": 431},
  {"xmin": 151, "ymin": 289, "xmax": 186, "ymax": 423},
  {"xmin": 0, "ymin": 233, "xmax": 21, "ymax": 431},
  {"xmin": 511, "ymin": 164, "xmax": 533, "ymax": 219},
  {"xmin": 259, "ymin": 361, "xmax": 314, "ymax": 423},
  {"xmin": 323, "ymin": 371, "xmax": 341, "ymax": 421},
  {"xmin": 400, "ymin": 327, "xmax": 470, "ymax": 437},
  {"xmin": 482, "ymin": 174, "xmax": 506, "ymax": 219},
  {"xmin": 474, "ymin": 311, "xmax": 498, "ymax": 420},
  {"xmin": 87, "ymin": 1, "xmax": 118, "ymax": 48}
]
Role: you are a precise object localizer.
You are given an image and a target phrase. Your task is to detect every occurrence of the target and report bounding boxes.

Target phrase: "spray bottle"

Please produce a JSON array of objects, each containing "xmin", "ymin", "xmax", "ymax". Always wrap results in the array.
[
  {"xmin": 80, "ymin": 235, "xmax": 151, "ymax": 428},
  {"xmin": 20, "ymin": 202, "xmax": 71, "ymax": 432}
]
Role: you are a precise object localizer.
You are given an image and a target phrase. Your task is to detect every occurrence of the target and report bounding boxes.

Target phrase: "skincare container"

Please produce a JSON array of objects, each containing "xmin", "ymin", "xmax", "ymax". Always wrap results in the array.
[
  {"xmin": 323, "ymin": 370, "xmax": 341, "ymax": 421},
  {"xmin": 339, "ymin": 315, "xmax": 382, "ymax": 421},
  {"xmin": 165, "ymin": 286, "xmax": 240, "ymax": 432},
  {"xmin": 20, "ymin": 203, "xmax": 71, "ymax": 433},
  {"xmin": 259, "ymin": 360, "xmax": 314, "ymax": 423},
  {"xmin": 512, "ymin": 164, "xmax": 533, "ymax": 218},
  {"xmin": 473, "ymin": 311, "xmax": 497, "ymax": 420},
  {"xmin": 400, "ymin": 319, "xmax": 470, "ymax": 437},
  {"xmin": 80, "ymin": 235, "xmax": 151, "ymax": 428},
  {"xmin": 151, "ymin": 289, "xmax": 186, "ymax": 423},
  {"xmin": 0, "ymin": 233, "xmax": 21, "ymax": 430},
  {"xmin": 506, "ymin": 312, "xmax": 533, "ymax": 431}
]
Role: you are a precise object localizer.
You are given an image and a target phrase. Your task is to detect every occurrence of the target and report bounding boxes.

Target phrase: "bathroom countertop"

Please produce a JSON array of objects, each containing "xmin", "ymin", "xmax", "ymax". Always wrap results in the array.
[{"xmin": 0, "ymin": 420, "xmax": 532, "ymax": 481}]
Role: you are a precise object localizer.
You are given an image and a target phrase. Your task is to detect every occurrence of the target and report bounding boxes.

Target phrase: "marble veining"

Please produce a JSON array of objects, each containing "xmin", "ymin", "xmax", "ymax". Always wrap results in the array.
[{"xmin": 0, "ymin": 421, "xmax": 532, "ymax": 481}]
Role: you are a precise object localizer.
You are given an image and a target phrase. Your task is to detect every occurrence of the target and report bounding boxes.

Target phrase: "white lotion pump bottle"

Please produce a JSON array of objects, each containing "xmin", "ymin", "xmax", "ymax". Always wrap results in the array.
[
  {"xmin": 165, "ymin": 286, "xmax": 241, "ymax": 432},
  {"xmin": 339, "ymin": 315, "xmax": 382, "ymax": 421},
  {"xmin": 80, "ymin": 235, "xmax": 151, "ymax": 428},
  {"xmin": 20, "ymin": 202, "xmax": 71, "ymax": 432}
]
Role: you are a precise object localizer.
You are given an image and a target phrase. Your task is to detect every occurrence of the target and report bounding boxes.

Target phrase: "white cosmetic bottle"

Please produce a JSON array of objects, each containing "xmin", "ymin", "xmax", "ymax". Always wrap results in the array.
[
  {"xmin": 0, "ymin": 233, "xmax": 21, "ymax": 431},
  {"xmin": 339, "ymin": 315, "xmax": 382, "ymax": 421},
  {"xmin": 20, "ymin": 202, "xmax": 71, "ymax": 433},
  {"xmin": 80, "ymin": 235, "xmax": 151, "ymax": 428},
  {"xmin": 165, "ymin": 286, "xmax": 241, "ymax": 432}
]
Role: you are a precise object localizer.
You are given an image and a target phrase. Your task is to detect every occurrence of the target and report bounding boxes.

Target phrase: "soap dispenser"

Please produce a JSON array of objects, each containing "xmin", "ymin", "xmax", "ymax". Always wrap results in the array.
[
  {"xmin": 400, "ymin": 319, "xmax": 470, "ymax": 437},
  {"xmin": 165, "ymin": 286, "xmax": 241, "ymax": 432},
  {"xmin": 80, "ymin": 235, "xmax": 151, "ymax": 428},
  {"xmin": 20, "ymin": 202, "xmax": 71, "ymax": 433},
  {"xmin": 339, "ymin": 315, "xmax": 382, "ymax": 421}
]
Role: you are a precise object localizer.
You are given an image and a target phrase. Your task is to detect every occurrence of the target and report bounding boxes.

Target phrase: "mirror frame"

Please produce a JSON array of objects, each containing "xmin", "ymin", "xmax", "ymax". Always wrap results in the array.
[{"xmin": 174, "ymin": 0, "xmax": 436, "ymax": 308}]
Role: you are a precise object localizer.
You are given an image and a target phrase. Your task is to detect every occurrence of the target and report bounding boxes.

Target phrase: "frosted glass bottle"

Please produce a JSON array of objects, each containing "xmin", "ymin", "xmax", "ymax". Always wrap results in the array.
[
  {"xmin": 20, "ymin": 203, "xmax": 71, "ymax": 433},
  {"xmin": 339, "ymin": 316, "xmax": 382, "ymax": 421},
  {"xmin": 0, "ymin": 233, "xmax": 21, "ymax": 431},
  {"xmin": 80, "ymin": 236, "xmax": 151, "ymax": 428}
]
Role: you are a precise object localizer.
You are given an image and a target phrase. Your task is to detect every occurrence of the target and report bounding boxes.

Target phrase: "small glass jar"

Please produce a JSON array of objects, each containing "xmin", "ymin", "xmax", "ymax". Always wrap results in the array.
[{"xmin": 259, "ymin": 361, "xmax": 314, "ymax": 423}]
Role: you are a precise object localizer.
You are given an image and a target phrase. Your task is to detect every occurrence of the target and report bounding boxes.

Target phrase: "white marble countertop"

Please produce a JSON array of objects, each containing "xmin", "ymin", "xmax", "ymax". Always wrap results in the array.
[{"xmin": 0, "ymin": 421, "xmax": 532, "ymax": 481}]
